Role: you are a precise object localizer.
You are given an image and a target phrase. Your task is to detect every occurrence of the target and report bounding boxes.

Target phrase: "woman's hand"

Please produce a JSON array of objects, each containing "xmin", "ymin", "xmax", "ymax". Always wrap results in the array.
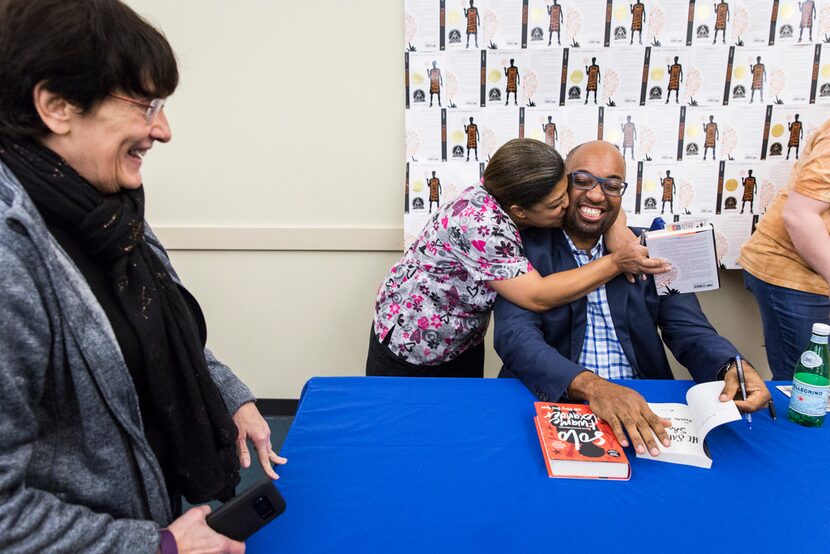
[
  {"xmin": 166, "ymin": 506, "xmax": 245, "ymax": 553},
  {"xmin": 232, "ymin": 402, "xmax": 287, "ymax": 480},
  {"xmin": 609, "ymin": 239, "xmax": 670, "ymax": 281}
]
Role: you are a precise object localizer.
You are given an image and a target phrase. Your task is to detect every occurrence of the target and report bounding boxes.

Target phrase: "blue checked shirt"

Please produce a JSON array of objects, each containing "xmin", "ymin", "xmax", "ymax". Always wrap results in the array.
[{"xmin": 564, "ymin": 233, "xmax": 637, "ymax": 380}]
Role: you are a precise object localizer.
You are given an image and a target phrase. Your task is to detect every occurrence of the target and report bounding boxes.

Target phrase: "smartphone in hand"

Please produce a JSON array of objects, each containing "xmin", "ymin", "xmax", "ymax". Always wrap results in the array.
[{"xmin": 206, "ymin": 478, "xmax": 286, "ymax": 541}]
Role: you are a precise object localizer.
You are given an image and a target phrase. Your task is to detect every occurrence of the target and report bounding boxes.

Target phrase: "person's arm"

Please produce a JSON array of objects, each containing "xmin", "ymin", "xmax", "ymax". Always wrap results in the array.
[
  {"xmin": 655, "ymin": 289, "xmax": 771, "ymax": 412},
  {"xmin": 494, "ymin": 289, "xmax": 671, "ymax": 456},
  {"xmin": 489, "ymin": 214, "xmax": 666, "ymax": 312},
  {"xmin": 783, "ymin": 191, "xmax": 830, "ymax": 284},
  {"xmin": 489, "ymin": 240, "xmax": 664, "ymax": 312}
]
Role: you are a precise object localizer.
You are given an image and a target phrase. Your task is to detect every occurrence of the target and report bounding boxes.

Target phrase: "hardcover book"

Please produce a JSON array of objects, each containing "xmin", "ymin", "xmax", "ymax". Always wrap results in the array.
[{"xmin": 533, "ymin": 403, "xmax": 630, "ymax": 480}]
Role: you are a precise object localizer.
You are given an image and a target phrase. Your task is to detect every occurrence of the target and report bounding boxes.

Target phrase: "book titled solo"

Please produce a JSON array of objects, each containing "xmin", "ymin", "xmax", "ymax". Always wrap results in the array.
[{"xmin": 534, "ymin": 403, "xmax": 630, "ymax": 480}]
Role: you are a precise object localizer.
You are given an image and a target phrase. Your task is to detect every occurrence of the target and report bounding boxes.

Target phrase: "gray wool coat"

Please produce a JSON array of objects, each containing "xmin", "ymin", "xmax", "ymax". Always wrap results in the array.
[{"xmin": 0, "ymin": 161, "xmax": 255, "ymax": 553}]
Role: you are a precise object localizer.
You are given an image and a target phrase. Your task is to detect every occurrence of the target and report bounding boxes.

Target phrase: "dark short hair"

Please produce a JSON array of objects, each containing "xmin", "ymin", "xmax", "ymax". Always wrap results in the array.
[
  {"xmin": 0, "ymin": 0, "xmax": 178, "ymax": 138},
  {"xmin": 483, "ymin": 138, "xmax": 565, "ymax": 209}
]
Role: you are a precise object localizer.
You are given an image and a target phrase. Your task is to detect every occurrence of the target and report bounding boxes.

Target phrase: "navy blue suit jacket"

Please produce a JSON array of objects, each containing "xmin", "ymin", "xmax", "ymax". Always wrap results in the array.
[{"xmin": 493, "ymin": 227, "xmax": 739, "ymax": 402}]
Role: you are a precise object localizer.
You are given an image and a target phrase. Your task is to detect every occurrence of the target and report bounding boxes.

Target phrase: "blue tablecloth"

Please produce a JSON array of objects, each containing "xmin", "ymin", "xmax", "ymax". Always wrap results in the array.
[{"xmin": 248, "ymin": 377, "xmax": 828, "ymax": 553}]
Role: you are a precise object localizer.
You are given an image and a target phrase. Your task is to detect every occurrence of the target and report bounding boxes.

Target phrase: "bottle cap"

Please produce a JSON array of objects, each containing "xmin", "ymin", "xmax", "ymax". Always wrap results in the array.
[{"xmin": 812, "ymin": 323, "xmax": 830, "ymax": 336}]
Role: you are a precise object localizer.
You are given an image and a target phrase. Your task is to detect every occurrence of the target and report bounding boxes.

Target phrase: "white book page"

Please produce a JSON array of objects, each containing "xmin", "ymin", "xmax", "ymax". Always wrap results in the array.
[
  {"xmin": 647, "ymin": 226, "xmax": 719, "ymax": 295},
  {"xmin": 638, "ymin": 403, "xmax": 710, "ymax": 468},
  {"xmin": 686, "ymin": 380, "xmax": 741, "ymax": 438}
]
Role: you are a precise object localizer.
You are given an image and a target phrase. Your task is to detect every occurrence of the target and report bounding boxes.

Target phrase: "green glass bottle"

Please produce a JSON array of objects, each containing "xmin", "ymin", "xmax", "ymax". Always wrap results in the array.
[{"xmin": 788, "ymin": 323, "xmax": 830, "ymax": 427}]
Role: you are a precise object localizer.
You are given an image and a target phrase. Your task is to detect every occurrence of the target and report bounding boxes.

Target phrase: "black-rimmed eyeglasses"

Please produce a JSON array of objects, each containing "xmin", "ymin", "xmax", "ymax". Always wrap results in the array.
[{"xmin": 568, "ymin": 171, "xmax": 628, "ymax": 197}]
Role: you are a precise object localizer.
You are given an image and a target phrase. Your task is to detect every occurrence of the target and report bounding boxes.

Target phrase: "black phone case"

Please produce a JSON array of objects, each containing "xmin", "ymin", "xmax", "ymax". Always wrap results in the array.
[{"xmin": 206, "ymin": 478, "xmax": 286, "ymax": 542}]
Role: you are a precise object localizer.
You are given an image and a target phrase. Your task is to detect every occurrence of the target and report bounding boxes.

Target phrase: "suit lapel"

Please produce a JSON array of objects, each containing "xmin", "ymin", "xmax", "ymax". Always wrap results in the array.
[
  {"xmin": 551, "ymin": 231, "xmax": 588, "ymax": 362},
  {"xmin": 605, "ymin": 276, "xmax": 640, "ymax": 375}
]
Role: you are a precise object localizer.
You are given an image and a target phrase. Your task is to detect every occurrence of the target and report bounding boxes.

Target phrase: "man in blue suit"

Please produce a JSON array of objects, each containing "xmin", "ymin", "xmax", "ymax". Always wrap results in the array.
[{"xmin": 494, "ymin": 140, "xmax": 771, "ymax": 457}]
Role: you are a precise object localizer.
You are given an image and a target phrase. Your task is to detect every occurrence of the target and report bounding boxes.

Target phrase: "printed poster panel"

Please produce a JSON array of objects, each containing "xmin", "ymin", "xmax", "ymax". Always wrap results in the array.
[
  {"xmin": 526, "ymin": 0, "xmax": 566, "ymax": 48},
  {"xmin": 683, "ymin": 106, "xmax": 767, "ymax": 161},
  {"xmin": 711, "ymin": 214, "xmax": 754, "ymax": 269},
  {"xmin": 773, "ymin": 0, "xmax": 819, "ymax": 45},
  {"xmin": 446, "ymin": 50, "xmax": 484, "ymax": 108},
  {"xmin": 484, "ymin": 50, "xmax": 524, "ymax": 107},
  {"xmin": 639, "ymin": 161, "xmax": 719, "ymax": 217},
  {"xmin": 603, "ymin": 105, "xmax": 682, "ymax": 161},
  {"xmin": 405, "ymin": 0, "xmax": 441, "ymax": 52},
  {"xmin": 409, "ymin": 52, "xmax": 448, "ymax": 109},
  {"xmin": 522, "ymin": 48, "xmax": 566, "ymax": 106},
  {"xmin": 406, "ymin": 110, "xmax": 443, "ymax": 162}
]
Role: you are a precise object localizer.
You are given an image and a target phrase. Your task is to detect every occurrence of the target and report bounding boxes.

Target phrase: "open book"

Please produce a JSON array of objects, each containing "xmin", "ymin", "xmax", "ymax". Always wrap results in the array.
[
  {"xmin": 637, "ymin": 381, "xmax": 741, "ymax": 469},
  {"xmin": 534, "ymin": 403, "xmax": 630, "ymax": 480},
  {"xmin": 644, "ymin": 222, "xmax": 720, "ymax": 295}
]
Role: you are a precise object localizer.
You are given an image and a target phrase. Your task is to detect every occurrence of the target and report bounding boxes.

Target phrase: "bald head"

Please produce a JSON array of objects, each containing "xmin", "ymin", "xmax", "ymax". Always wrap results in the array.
[{"xmin": 565, "ymin": 140, "xmax": 625, "ymax": 173}]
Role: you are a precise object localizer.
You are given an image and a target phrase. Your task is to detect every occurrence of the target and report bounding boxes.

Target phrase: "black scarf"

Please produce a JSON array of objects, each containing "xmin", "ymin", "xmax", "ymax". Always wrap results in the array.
[{"xmin": 0, "ymin": 137, "xmax": 239, "ymax": 503}]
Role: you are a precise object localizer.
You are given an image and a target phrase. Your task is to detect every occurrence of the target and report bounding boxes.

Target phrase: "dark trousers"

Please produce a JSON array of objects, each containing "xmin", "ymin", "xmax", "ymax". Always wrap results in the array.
[
  {"xmin": 365, "ymin": 326, "xmax": 484, "ymax": 378},
  {"xmin": 743, "ymin": 270, "xmax": 830, "ymax": 380}
]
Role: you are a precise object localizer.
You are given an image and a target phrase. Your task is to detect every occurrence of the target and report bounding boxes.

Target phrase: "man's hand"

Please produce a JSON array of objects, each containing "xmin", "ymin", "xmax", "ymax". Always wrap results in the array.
[
  {"xmin": 609, "ymin": 239, "xmax": 670, "ymax": 282},
  {"xmin": 167, "ymin": 506, "xmax": 245, "ymax": 554},
  {"xmin": 719, "ymin": 361, "xmax": 772, "ymax": 413},
  {"xmin": 232, "ymin": 402, "xmax": 287, "ymax": 480},
  {"xmin": 568, "ymin": 371, "xmax": 671, "ymax": 456}
]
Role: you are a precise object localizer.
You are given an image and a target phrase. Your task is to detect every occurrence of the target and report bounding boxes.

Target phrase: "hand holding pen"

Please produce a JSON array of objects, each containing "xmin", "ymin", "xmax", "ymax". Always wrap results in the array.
[{"xmin": 718, "ymin": 356, "xmax": 773, "ymax": 417}]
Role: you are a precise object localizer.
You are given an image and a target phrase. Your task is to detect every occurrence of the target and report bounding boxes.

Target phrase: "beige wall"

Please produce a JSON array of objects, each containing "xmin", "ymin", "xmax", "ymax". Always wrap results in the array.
[{"xmin": 129, "ymin": 1, "xmax": 770, "ymax": 399}]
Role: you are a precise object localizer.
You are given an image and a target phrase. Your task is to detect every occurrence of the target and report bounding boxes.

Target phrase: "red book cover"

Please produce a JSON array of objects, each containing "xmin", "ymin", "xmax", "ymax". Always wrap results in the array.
[{"xmin": 534, "ymin": 403, "xmax": 630, "ymax": 480}]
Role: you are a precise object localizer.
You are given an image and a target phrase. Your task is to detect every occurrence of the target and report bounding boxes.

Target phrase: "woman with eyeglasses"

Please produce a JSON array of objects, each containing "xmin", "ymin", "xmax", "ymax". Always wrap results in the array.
[
  {"xmin": 0, "ymin": 1, "xmax": 279, "ymax": 552},
  {"xmin": 367, "ymin": 138, "xmax": 668, "ymax": 378}
]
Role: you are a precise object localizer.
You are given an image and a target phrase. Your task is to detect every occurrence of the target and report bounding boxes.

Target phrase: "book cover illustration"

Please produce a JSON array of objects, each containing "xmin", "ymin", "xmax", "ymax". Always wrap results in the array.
[
  {"xmin": 765, "ymin": 105, "xmax": 830, "ymax": 159},
  {"xmin": 639, "ymin": 161, "xmax": 719, "ymax": 217},
  {"xmin": 595, "ymin": 48, "xmax": 648, "ymax": 107},
  {"xmin": 409, "ymin": 52, "xmax": 449, "ymax": 109},
  {"xmin": 525, "ymin": 0, "xmax": 566, "ymax": 48},
  {"xmin": 608, "ymin": 0, "xmax": 650, "ymax": 47},
  {"xmin": 638, "ymin": 381, "xmax": 741, "ymax": 469},
  {"xmin": 483, "ymin": 0, "xmax": 525, "ymax": 50},
  {"xmin": 773, "ymin": 0, "xmax": 818, "ymax": 44},
  {"xmin": 710, "ymin": 213, "xmax": 754, "ymax": 269},
  {"xmin": 814, "ymin": 44, "xmax": 830, "ymax": 104},
  {"xmin": 446, "ymin": 108, "xmax": 486, "ymax": 162},
  {"xmin": 534, "ymin": 402, "xmax": 630, "ymax": 479},
  {"xmin": 681, "ymin": 46, "xmax": 732, "ymax": 106},
  {"xmin": 484, "ymin": 50, "xmax": 524, "ymax": 106},
  {"xmin": 406, "ymin": 110, "xmax": 444, "ymax": 162},
  {"xmin": 444, "ymin": 0, "xmax": 483, "ymax": 50},
  {"xmin": 406, "ymin": 0, "xmax": 442, "ymax": 52},
  {"xmin": 521, "ymin": 49, "xmax": 566, "ymax": 106},
  {"xmin": 563, "ymin": 48, "xmax": 607, "ymax": 106},
  {"xmin": 683, "ymin": 105, "xmax": 767, "ymax": 161},
  {"xmin": 644, "ymin": 47, "xmax": 688, "ymax": 105},
  {"xmin": 730, "ymin": 46, "xmax": 813, "ymax": 105},
  {"xmin": 445, "ymin": 49, "xmax": 486, "ymax": 108},
  {"xmin": 641, "ymin": 0, "xmax": 692, "ymax": 47},
  {"xmin": 404, "ymin": 162, "xmax": 481, "ymax": 247},
  {"xmin": 605, "ymin": 105, "xmax": 682, "ymax": 161},
  {"xmin": 559, "ymin": 3, "xmax": 609, "ymax": 49}
]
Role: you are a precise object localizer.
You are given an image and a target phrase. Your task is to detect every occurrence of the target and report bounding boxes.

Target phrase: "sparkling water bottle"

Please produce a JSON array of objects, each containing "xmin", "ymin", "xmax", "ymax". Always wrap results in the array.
[{"xmin": 788, "ymin": 323, "xmax": 830, "ymax": 427}]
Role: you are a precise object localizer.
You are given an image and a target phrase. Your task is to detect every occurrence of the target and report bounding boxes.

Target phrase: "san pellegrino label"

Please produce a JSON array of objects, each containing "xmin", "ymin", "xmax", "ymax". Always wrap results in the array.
[{"xmin": 790, "ymin": 376, "xmax": 829, "ymax": 417}]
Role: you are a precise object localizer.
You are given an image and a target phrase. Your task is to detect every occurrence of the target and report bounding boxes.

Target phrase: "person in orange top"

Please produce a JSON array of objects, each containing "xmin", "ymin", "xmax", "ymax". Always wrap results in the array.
[
  {"xmin": 739, "ymin": 116, "xmax": 830, "ymax": 379},
  {"xmin": 666, "ymin": 57, "xmax": 683, "ymax": 104},
  {"xmin": 788, "ymin": 114, "xmax": 804, "ymax": 160},
  {"xmin": 703, "ymin": 115, "xmax": 719, "ymax": 160}
]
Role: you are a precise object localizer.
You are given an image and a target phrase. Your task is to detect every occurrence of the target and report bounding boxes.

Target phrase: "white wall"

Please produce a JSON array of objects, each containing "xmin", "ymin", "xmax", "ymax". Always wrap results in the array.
[{"xmin": 128, "ymin": 1, "xmax": 770, "ymax": 399}]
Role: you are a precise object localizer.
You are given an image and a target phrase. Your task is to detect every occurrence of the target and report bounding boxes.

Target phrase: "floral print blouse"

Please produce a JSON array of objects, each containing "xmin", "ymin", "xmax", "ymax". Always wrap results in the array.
[{"xmin": 373, "ymin": 184, "xmax": 532, "ymax": 365}]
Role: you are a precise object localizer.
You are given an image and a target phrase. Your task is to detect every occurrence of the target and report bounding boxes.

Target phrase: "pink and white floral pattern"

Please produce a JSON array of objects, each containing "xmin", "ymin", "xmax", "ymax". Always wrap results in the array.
[{"xmin": 373, "ymin": 184, "xmax": 531, "ymax": 365}]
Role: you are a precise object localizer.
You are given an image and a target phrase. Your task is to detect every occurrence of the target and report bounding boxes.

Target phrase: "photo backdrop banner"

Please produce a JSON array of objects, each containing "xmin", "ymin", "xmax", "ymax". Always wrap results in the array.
[{"xmin": 403, "ymin": 0, "xmax": 830, "ymax": 268}]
